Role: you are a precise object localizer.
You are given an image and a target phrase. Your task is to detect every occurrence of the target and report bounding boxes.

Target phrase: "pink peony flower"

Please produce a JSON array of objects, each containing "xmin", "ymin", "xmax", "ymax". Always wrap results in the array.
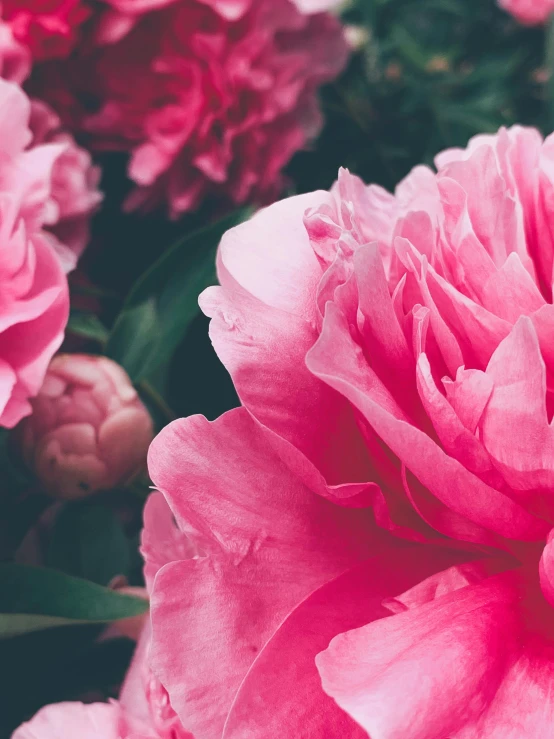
[
  {"xmin": 19, "ymin": 354, "xmax": 153, "ymax": 498},
  {"xmin": 0, "ymin": 78, "xmax": 69, "ymax": 428},
  {"xmin": 498, "ymin": 0, "xmax": 554, "ymax": 24},
  {"xmin": 32, "ymin": 0, "xmax": 348, "ymax": 217},
  {"xmin": 2, "ymin": 0, "xmax": 91, "ymax": 61},
  {"xmin": 135, "ymin": 124, "xmax": 554, "ymax": 737},
  {"xmin": 11, "ymin": 493, "xmax": 197, "ymax": 739},
  {"xmin": 29, "ymin": 100, "xmax": 103, "ymax": 272}
]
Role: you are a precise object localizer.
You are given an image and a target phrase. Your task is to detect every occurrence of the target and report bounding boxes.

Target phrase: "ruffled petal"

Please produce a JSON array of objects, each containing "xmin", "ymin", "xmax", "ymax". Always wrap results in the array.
[{"xmin": 318, "ymin": 569, "xmax": 554, "ymax": 739}]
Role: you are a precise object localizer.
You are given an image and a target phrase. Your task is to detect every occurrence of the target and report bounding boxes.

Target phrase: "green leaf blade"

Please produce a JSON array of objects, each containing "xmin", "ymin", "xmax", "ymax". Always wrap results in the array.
[{"xmin": 0, "ymin": 564, "xmax": 147, "ymax": 639}]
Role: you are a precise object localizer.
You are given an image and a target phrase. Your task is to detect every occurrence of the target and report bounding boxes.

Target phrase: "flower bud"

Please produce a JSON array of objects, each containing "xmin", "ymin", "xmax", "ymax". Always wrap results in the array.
[{"xmin": 19, "ymin": 354, "xmax": 153, "ymax": 499}]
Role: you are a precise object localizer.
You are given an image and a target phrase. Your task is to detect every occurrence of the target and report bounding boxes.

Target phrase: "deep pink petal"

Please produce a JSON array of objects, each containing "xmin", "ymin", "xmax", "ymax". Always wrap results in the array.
[
  {"xmin": 222, "ymin": 547, "xmax": 475, "ymax": 739},
  {"xmin": 200, "ymin": 284, "xmax": 377, "ymax": 504},
  {"xmin": 481, "ymin": 317, "xmax": 554, "ymax": 495},
  {"xmin": 318, "ymin": 569, "xmax": 554, "ymax": 739},
  {"xmin": 148, "ymin": 407, "xmax": 391, "ymax": 738}
]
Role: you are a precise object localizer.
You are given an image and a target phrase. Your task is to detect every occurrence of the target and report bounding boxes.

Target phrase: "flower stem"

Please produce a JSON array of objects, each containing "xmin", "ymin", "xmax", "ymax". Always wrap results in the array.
[
  {"xmin": 138, "ymin": 380, "xmax": 175, "ymax": 424},
  {"xmin": 546, "ymin": 15, "xmax": 554, "ymax": 131}
]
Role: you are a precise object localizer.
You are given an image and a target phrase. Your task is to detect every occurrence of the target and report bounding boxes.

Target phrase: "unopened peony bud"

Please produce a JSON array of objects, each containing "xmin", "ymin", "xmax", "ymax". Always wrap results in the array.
[{"xmin": 19, "ymin": 355, "xmax": 153, "ymax": 499}]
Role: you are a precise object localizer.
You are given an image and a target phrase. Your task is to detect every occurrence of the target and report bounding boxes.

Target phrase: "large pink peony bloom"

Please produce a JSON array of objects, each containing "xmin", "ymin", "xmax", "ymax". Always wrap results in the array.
[
  {"xmin": 0, "ymin": 78, "xmax": 70, "ymax": 428},
  {"xmin": 32, "ymin": 0, "xmax": 348, "ymax": 217},
  {"xmin": 139, "ymin": 124, "xmax": 554, "ymax": 737},
  {"xmin": 498, "ymin": 0, "xmax": 554, "ymax": 24}
]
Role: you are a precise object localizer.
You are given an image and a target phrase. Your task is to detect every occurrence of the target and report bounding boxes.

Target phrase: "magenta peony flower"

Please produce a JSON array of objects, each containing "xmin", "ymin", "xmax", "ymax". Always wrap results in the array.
[
  {"xmin": 19, "ymin": 354, "xmax": 153, "ymax": 498},
  {"xmin": 498, "ymin": 0, "xmax": 554, "ymax": 24},
  {"xmin": 2, "ymin": 0, "xmax": 91, "ymax": 61},
  {"xmin": 132, "ymin": 124, "xmax": 554, "ymax": 737},
  {"xmin": 32, "ymin": 0, "xmax": 348, "ymax": 217},
  {"xmin": 0, "ymin": 78, "xmax": 70, "ymax": 428}
]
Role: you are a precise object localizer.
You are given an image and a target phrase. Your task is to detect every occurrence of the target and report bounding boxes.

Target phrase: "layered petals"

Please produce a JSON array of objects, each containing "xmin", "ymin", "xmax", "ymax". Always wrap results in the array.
[
  {"xmin": 0, "ymin": 79, "xmax": 72, "ymax": 427},
  {"xmin": 220, "ymin": 548, "xmax": 480, "ymax": 739},
  {"xmin": 187, "ymin": 123, "xmax": 554, "ymax": 736},
  {"xmin": 318, "ymin": 566, "xmax": 554, "ymax": 738}
]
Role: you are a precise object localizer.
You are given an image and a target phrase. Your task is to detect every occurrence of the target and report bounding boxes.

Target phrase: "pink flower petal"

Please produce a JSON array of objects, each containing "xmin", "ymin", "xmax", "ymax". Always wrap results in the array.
[
  {"xmin": 148, "ymin": 407, "xmax": 391, "ymax": 738},
  {"xmin": 317, "ymin": 569, "xmax": 554, "ymax": 738}
]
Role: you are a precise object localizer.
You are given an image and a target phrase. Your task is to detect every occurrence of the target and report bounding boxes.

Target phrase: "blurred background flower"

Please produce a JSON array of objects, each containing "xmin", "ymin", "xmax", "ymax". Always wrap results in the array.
[
  {"xmin": 31, "ymin": 0, "xmax": 348, "ymax": 218},
  {"xmin": 2, "ymin": 0, "xmax": 91, "ymax": 62}
]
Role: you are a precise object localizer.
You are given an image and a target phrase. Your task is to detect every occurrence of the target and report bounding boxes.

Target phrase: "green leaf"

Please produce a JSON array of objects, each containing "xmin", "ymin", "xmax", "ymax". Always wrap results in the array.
[
  {"xmin": 0, "ymin": 564, "xmax": 147, "ymax": 639},
  {"xmin": 106, "ymin": 209, "xmax": 250, "ymax": 382},
  {"xmin": 67, "ymin": 311, "xmax": 109, "ymax": 344},
  {"xmin": 47, "ymin": 502, "xmax": 130, "ymax": 586}
]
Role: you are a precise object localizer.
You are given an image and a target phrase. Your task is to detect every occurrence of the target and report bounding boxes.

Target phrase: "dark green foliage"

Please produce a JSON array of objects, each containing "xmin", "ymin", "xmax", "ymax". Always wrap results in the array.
[
  {"xmin": 0, "ymin": 564, "xmax": 147, "ymax": 638},
  {"xmin": 289, "ymin": 0, "xmax": 545, "ymax": 193}
]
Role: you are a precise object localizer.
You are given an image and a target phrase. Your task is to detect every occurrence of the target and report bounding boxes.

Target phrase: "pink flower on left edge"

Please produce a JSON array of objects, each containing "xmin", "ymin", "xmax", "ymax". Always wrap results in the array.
[
  {"xmin": 0, "ymin": 78, "xmax": 69, "ymax": 428},
  {"xmin": 32, "ymin": 0, "xmax": 348, "ymax": 218}
]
